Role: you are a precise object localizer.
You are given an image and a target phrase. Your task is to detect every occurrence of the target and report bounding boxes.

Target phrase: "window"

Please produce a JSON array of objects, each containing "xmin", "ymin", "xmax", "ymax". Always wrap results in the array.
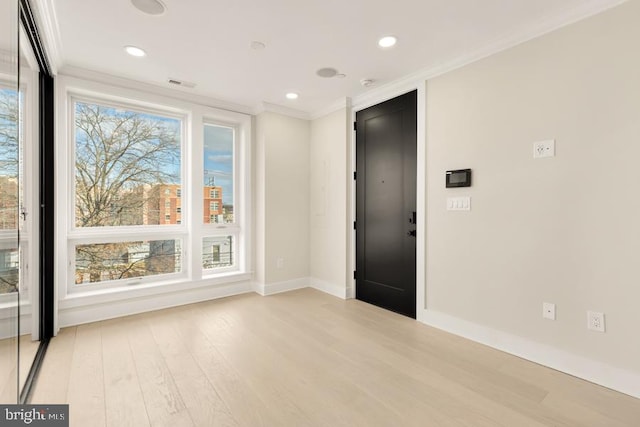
[
  {"xmin": 202, "ymin": 122, "xmax": 240, "ymax": 273},
  {"xmin": 69, "ymin": 97, "xmax": 184, "ymax": 289},
  {"xmin": 0, "ymin": 87, "xmax": 20, "ymax": 294},
  {"xmin": 75, "ymin": 239, "xmax": 181, "ymax": 284},
  {"xmin": 58, "ymin": 78, "xmax": 251, "ymax": 299},
  {"xmin": 202, "ymin": 236, "xmax": 233, "ymax": 270},
  {"xmin": 74, "ymin": 101, "xmax": 181, "ymax": 228},
  {"xmin": 203, "ymin": 124, "xmax": 233, "ymax": 224}
]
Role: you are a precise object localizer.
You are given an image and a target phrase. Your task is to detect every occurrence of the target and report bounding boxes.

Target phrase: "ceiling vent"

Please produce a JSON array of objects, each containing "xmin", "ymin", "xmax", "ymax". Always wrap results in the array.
[{"xmin": 167, "ymin": 78, "xmax": 196, "ymax": 88}]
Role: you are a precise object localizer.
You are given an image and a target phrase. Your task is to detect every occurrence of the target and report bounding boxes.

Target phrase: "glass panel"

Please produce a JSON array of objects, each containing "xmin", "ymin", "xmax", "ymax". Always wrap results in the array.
[
  {"xmin": 74, "ymin": 101, "xmax": 181, "ymax": 227},
  {"xmin": 0, "ymin": 0, "xmax": 19, "ymax": 403},
  {"xmin": 202, "ymin": 236, "xmax": 233, "ymax": 270},
  {"xmin": 0, "ymin": 248, "xmax": 18, "ymax": 294},
  {"xmin": 75, "ymin": 239, "xmax": 181, "ymax": 284},
  {"xmin": 203, "ymin": 124, "xmax": 233, "ymax": 224},
  {"xmin": 0, "ymin": 87, "xmax": 18, "ymax": 235},
  {"xmin": 18, "ymin": 18, "xmax": 43, "ymax": 392}
]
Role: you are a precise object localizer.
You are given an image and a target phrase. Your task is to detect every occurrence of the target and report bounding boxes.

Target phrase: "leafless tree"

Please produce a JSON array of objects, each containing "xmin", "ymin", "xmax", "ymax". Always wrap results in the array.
[
  {"xmin": 0, "ymin": 88, "xmax": 19, "ymax": 292},
  {"xmin": 74, "ymin": 102, "xmax": 180, "ymax": 283},
  {"xmin": 74, "ymin": 102, "xmax": 180, "ymax": 227},
  {"xmin": 0, "ymin": 88, "xmax": 18, "ymax": 172}
]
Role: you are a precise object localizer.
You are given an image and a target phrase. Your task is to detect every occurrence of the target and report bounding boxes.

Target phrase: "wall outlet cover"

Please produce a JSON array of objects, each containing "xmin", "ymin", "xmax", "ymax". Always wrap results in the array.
[
  {"xmin": 543, "ymin": 302, "xmax": 556, "ymax": 320},
  {"xmin": 533, "ymin": 139, "xmax": 555, "ymax": 159},
  {"xmin": 587, "ymin": 311, "xmax": 605, "ymax": 332}
]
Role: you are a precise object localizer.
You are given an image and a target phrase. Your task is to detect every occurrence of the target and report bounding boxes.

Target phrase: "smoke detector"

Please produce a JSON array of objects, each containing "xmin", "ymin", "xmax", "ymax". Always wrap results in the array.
[
  {"xmin": 316, "ymin": 67, "xmax": 338, "ymax": 78},
  {"xmin": 360, "ymin": 79, "xmax": 375, "ymax": 87}
]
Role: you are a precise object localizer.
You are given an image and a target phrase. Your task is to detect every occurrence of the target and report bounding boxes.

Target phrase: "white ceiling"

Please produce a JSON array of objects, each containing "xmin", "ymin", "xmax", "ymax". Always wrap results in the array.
[{"xmin": 36, "ymin": 0, "xmax": 623, "ymax": 116}]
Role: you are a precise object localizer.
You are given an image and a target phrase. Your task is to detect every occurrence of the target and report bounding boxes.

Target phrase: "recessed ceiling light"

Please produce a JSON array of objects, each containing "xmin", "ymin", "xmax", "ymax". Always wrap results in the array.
[
  {"xmin": 250, "ymin": 41, "xmax": 266, "ymax": 50},
  {"xmin": 131, "ymin": 0, "xmax": 166, "ymax": 15},
  {"xmin": 335, "ymin": 73, "xmax": 347, "ymax": 79},
  {"xmin": 378, "ymin": 35, "xmax": 397, "ymax": 48},
  {"xmin": 286, "ymin": 92, "xmax": 299, "ymax": 100},
  {"xmin": 125, "ymin": 46, "xmax": 146, "ymax": 57}
]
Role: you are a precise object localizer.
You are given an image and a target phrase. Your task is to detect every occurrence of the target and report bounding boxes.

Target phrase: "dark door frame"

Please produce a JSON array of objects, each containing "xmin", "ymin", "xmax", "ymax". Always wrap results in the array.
[{"xmin": 19, "ymin": 0, "xmax": 55, "ymax": 403}]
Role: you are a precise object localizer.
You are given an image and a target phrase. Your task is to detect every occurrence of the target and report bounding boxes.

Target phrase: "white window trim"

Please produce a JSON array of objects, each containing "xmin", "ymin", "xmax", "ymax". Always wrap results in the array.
[{"xmin": 55, "ymin": 76, "xmax": 252, "ymax": 328}]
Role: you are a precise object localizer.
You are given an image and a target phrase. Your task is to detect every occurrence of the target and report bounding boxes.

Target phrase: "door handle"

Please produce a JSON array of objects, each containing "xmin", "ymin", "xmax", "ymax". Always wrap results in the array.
[
  {"xmin": 409, "ymin": 211, "xmax": 416, "ymax": 224},
  {"xmin": 407, "ymin": 230, "xmax": 416, "ymax": 237}
]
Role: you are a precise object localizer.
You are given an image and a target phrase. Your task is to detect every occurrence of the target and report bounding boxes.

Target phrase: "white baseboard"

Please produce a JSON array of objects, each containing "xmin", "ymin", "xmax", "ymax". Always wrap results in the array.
[
  {"xmin": 58, "ymin": 280, "xmax": 252, "ymax": 329},
  {"xmin": 253, "ymin": 277, "xmax": 310, "ymax": 296},
  {"xmin": 420, "ymin": 309, "xmax": 640, "ymax": 399},
  {"xmin": 309, "ymin": 277, "xmax": 350, "ymax": 299}
]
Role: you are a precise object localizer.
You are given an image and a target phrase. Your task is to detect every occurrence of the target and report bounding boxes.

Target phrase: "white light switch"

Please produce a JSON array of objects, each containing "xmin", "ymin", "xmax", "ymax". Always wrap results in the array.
[
  {"xmin": 533, "ymin": 139, "xmax": 555, "ymax": 158},
  {"xmin": 447, "ymin": 197, "xmax": 471, "ymax": 211}
]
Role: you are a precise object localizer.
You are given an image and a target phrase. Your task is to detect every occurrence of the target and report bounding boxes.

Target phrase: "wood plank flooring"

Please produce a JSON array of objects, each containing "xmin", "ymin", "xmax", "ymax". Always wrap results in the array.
[{"xmin": 30, "ymin": 288, "xmax": 640, "ymax": 426}]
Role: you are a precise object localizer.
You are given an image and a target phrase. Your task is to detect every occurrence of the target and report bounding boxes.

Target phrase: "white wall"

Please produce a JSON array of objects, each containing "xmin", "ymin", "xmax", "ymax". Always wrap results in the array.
[
  {"xmin": 309, "ymin": 107, "xmax": 351, "ymax": 298},
  {"xmin": 425, "ymin": 0, "xmax": 640, "ymax": 376},
  {"xmin": 254, "ymin": 112, "xmax": 310, "ymax": 289}
]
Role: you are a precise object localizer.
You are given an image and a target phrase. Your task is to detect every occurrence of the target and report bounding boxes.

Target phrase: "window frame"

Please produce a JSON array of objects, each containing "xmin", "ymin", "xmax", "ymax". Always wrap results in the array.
[
  {"xmin": 66, "ymin": 95, "xmax": 188, "ymax": 292},
  {"xmin": 201, "ymin": 119, "xmax": 242, "ymax": 275},
  {"xmin": 55, "ymin": 76, "xmax": 252, "ymax": 303}
]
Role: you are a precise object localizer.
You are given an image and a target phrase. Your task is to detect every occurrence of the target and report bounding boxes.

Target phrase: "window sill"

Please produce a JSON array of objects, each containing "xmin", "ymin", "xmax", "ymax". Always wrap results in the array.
[{"xmin": 59, "ymin": 271, "xmax": 253, "ymax": 310}]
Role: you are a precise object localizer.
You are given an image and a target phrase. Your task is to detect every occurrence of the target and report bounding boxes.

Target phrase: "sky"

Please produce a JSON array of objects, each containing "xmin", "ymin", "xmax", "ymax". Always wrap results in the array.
[{"xmin": 204, "ymin": 124, "xmax": 234, "ymax": 205}]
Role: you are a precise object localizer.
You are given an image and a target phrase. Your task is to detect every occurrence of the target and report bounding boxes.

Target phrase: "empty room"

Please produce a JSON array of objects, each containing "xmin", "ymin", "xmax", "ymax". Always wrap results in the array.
[{"xmin": 1, "ymin": 0, "xmax": 639, "ymax": 425}]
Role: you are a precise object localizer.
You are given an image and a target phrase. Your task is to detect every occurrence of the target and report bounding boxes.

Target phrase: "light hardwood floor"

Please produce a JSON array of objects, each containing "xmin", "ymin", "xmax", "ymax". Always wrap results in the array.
[{"xmin": 31, "ymin": 288, "xmax": 640, "ymax": 426}]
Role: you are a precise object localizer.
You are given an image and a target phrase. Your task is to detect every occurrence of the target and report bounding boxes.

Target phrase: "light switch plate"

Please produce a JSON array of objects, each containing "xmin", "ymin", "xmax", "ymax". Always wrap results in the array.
[
  {"xmin": 533, "ymin": 139, "xmax": 555, "ymax": 158},
  {"xmin": 447, "ymin": 197, "xmax": 471, "ymax": 211}
]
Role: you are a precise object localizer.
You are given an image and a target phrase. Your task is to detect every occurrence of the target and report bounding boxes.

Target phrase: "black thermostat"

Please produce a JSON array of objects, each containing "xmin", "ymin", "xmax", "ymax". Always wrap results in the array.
[{"xmin": 446, "ymin": 169, "xmax": 472, "ymax": 188}]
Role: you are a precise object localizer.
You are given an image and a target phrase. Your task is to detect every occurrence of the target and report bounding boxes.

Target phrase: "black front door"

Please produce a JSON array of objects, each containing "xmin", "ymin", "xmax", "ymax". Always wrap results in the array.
[{"xmin": 356, "ymin": 91, "xmax": 417, "ymax": 318}]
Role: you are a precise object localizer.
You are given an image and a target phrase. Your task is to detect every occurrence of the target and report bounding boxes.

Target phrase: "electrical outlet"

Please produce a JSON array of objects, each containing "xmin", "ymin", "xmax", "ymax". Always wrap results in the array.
[
  {"xmin": 542, "ymin": 302, "xmax": 556, "ymax": 320},
  {"xmin": 533, "ymin": 139, "xmax": 555, "ymax": 159},
  {"xmin": 587, "ymin": 311, "xmax": 605, "ymax": 332}
]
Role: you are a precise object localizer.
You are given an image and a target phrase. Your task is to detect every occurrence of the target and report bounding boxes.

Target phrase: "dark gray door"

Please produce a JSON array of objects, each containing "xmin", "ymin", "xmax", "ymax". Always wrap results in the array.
[{"xmin": 356, "ymin": 91, "xmax": 417, "ymax": 318}]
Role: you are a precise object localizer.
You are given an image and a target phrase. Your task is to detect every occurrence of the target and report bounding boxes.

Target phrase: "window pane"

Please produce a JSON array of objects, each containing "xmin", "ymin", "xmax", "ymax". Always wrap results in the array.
[
  {"xmin": 0, "ymin": 88, "xmax": 19, "ymax": 231},
  {"xmin": 74, "ymin": 101, "xmax": 181, "ymax": 227},
  {"xmin": 75, "ymin": 239, "xmax": 181, "ymax": 284},
  {"xmin": 202, "ymin": 236, "xmax": 233, "ymax": 269},
  {"xmin": 203, "ymin": 124, "xmax": 233, "ymax": 224},
  {"xmin": 0, "ymin": 247, "xmax": 18, "ymax": 294}
]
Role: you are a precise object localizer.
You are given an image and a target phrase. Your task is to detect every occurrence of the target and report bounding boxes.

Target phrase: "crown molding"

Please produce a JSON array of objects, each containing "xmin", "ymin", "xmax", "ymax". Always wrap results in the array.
[
  {"xmin": 30, "ymin": 0, "xmax": 62, "ymax": 74},
  {"xmin": 310, "ymin": 97, "xmax": 352, "ymax": 120},
  {"xmin": 255, "ymin": 102, "xmax": 311, "ymax": 121},
  {"xmin": 352, "ymin": 0, "xmax": 627, "ymax": 111},
  {"xmin": 60, "ymin": 65, "xmax": 255, "ymax": 115}
]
